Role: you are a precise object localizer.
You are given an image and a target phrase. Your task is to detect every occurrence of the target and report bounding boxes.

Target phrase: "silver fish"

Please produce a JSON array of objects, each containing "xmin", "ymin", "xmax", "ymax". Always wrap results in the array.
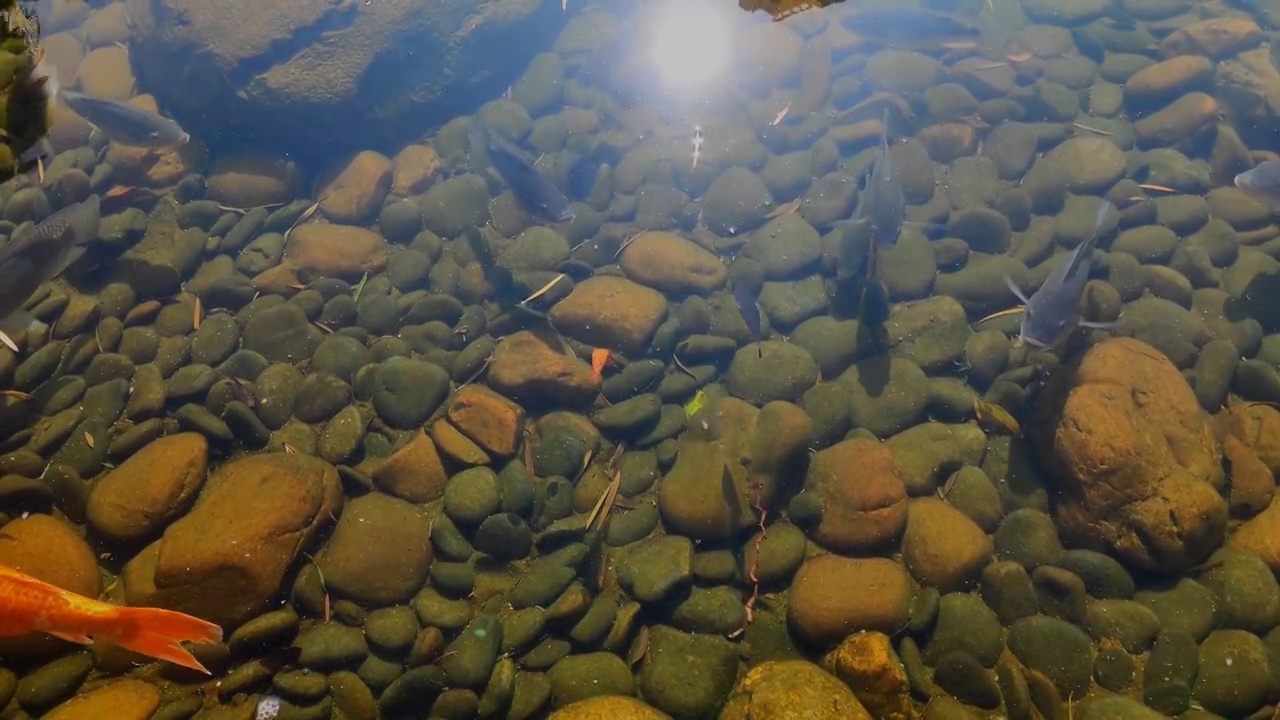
[
  {"xmin": 468, "ymin": 123, "xmax": 574, "ymax": 223},
  {"xmin": 1005, "ymin": 200, "xmax": 1114, "ymax": 349},
  {"xmin": 0, "ymin": 195, "xmax": 101, "ymax": 352},
  {"xmin": 1235, "ymin": 161, "xmax": 1280, "ymax": 211},
  {"xmin": 841, "ymin": 8, "xmax": 979, "ymax": 40},
  {"xmin": 61, "ymin": 90, "xmax": 189, "ymax": 149},
  {"xmin": 857, "ymin": 109, "xmax": 905, "ymax": 248}
]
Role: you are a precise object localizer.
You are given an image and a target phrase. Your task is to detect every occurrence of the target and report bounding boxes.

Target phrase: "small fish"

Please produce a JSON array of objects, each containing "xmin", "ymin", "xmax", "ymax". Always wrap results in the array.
[
  {"xmin": 0, "ymin": 195, "xmax": 101, "ymax": 352},
  {"xmin": 591, "ymin": 348, "xmax": 612, "ymax": 384},
  {"xmin": 1004, "ymin": 200, "xmax": 1116, "ymax": 349},
  {"xmin": 691, "ymin": 125, "xmax": 705, "ymax": 169},
  {"xmin": 469, "ymin": 123, "xmax": 574, "ymax": 223},
  {"xmin": 765, "ymin": 198, "xmax": 802, "ymax": 220},
  {"xmin": 733, "ymin": 285, "xmax": 763, "ymax": 357},
  {"xmin": 841, "ymin": 8, "xmax": 978, "ymax": 40},
  {"xmin": 771, "ymin": 103, "xmax": 791, "ymax": 126},
  {"xmin": 1235, "ymin": 161, "xmax": 1280, "ymax": 211},
  {"xmin": 857, "ymin": 109, "xmax": 905, "ymax": 248},
  {"xmin": 973, "ymin": 398, "xmax": 1021, "ymax": 436},
  {"xmin": 0, "ymin": 564, "xmax": 222, "ymax": 673},
  {"xmin": 61, "ymin": 90, "xmax": 189, "ymax": 149}
]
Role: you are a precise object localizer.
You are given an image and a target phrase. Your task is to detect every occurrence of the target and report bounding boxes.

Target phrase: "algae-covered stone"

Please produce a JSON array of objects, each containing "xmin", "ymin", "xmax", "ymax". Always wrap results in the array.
[
  {"xmin": 719, "ymin": 660, "xmax": 872, "ymax": 720},
  {"xmin": 788, "ymin": 556, "xmax": 913, "ymax": 647},
  {"xmin": 619, "ymin": 536, "xmax": 693, "ymax": 604},
  {"xmin": 548, "ymin": 653, "xmax": 635, "ymax": 707},
  {"xmin": 724, "ymin": 341, "xmax": 818, "ymax": 404},
  {"xmin": 619, "ymin": 231, "xmax": 728, "ymax": 295},
  {"xmin": 371, "ymin": 356, "xmax": 450, "ymax": 429},
  {"xmin": 901, "ymin": 497, "xmax": 992, "ymax": 593},
  {"xmin": 1007, "ymin": 615, "xmax": 1094, "ymax": 697},
  {"xmin": 1191, "ymin": 629, "xmax": 1272, "ymax": 716},
  {"xmin": 702, "ymin": 167, "xmax": 771, "ymax": 235},
  {"xmin": 638, "ymin": 626, "xmax": 738, "ymax": 720},
  {"xmin": 836, "ymin": 357, "xmax": 929, "ymax": 438},
  {"xmin": 316, "ymin": 492, "xmax": 432, "ymax": 605}
]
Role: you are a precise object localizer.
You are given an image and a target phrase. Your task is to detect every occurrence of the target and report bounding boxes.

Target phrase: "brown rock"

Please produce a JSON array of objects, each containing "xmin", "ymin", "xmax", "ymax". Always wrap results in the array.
[
  {"xmin": 821, "ymin": 632, "xmax": 913, "ymax": 720},
  {"xmin": 1222, "ymin": 435, "xmax": 1274, "ymax": 519},
  {"xmin": 44, "ymin": 678, "xmax": 160, "ymax": 720},
  {"xmin": 43, "ymin": 32, "xmax": 85, "ymax": 86},
  {"xmin": 1158, "ymin": 17, "xmax": 1261, "ymax": 59},
  {"xmin": 718, "ymin": 660, "xmax": 873, "ymax": 720},
  {"xmin": 316, "ymin": 492, "xmax": 432, "ymax": 605},
  {"xmin": 87, "ymin": 432, "xmax": 208, "ymax": 543},
  {"xmin": 1217, "ymin": 400, "xmax": 1280, "ymax": 473},
  {"xmin": 618, "ymin": 231, "xmax": 729, "ymax": 295},
  {"xmin": 447, "ymin": 385, "xmax": 526, "ymax": 458},
  {"xmin": 0, "ymin": 514, "xmax": 101, "ymax": 597},
  {"xmin": 83, "ymin": 4, "xmax": 133, "ymax": 48},
  {"xmin": 1134, "ymin": 92, "xmax": 1219, "ymax": 147},
  {"xmin": 488, "ymin": 330, "xmax": 598, "ymax": 408},
  {"xmin": 320, "ymin": 150, "xmax": 393, "ymax": 224},
  {"xmin": 1123, "ymin": 55, "xmax": 1214, "ymax": 104},
  {"xmin": 548, "ymin": 695, "xmax": 672, "ymax": 720},
  {"xmin": 548, "ymin": 276, "xmax": 668, "ymax": 355},
  {"xmin": 430, "ymin": 419, "xmax": 491, "ymax": 466},
  {"xmin": 0, "ymin": 514, "xmax": 104, "ymax": 661},
  {"xmin": 372, "ymin": 429, "xmax": 448, "ymax": 503},
  {"xmin": 1228, "ymin": 495, "xmax": 1280, "ymax": 573},
  {"xmin": 76, "ymin": 45, "xmax": 135, "ymax": 99},
  {"xmin": 787, "ymin": 555, "xmax": 913, "ymax": 647},
  {"xmin": 918, "ymin": 123, "xmax": 977, "ymax": 164},
  {"xmin": 901, "ymin": 497, "xmax": 992, "ymax": 592},
  {"xmin": 659, "ymin": 400, "xmax": 812, "ymax": 541},
  {"xmin": 804, "ymin": 438, "xmax": 907, "ymax": 553},
  {"xmin": 391, "ymin": 144, "xmax": 441, "ymax": 196},
  {"xmin": 284, "ymin": 224, "xmax": 389, "ymax": 279},
  {"xmin": 123, "ymin": 452, "xmax": 343, "ymax": 628},
  {"xmin": 1030, "ymin": 337, "xmax": 1226, "ymax": 572},
  {"xmin": 207, "ymin": 153, "xmax": 304, "ymax": 207}
]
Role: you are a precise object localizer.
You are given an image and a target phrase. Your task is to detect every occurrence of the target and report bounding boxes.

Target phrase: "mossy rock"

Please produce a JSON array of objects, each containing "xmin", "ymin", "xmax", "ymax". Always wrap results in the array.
[{"xmin": 0, "ymin": 0, "xmax": 53, "ymax": 182}]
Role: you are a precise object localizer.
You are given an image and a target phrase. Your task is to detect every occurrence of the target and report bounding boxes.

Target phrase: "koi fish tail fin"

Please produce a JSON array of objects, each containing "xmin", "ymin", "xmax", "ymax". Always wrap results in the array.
[{"xmin": 107, "ymin": 606, "xmax": 223, "ymax": 674}]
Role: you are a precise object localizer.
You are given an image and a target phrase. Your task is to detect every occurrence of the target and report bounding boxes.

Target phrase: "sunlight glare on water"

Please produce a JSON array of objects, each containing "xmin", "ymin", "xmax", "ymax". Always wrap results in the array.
[{"xmin": 645, "ymin": 0, "xmax": 733, "ymax": 93}]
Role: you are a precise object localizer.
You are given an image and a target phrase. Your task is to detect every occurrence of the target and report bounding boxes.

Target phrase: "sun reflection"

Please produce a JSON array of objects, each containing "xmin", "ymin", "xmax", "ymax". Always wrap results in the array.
[{"xmin": 646, "ymin": 1, "xmax": 733, "ymax": 93}]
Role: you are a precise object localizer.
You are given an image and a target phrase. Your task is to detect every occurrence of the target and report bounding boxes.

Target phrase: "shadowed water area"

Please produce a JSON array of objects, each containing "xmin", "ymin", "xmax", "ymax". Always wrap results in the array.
[{"xmin": 1, "ymin": 0, "xmax": 1280, "ymax": 718}]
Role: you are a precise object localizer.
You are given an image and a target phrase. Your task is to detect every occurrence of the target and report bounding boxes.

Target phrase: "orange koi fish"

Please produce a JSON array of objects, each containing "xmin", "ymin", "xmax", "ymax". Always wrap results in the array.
[
  {"xmin": 591, "ymin": 348, "xmax": 613, "ymax": 384},
  {"xmin": 0, "ymin": 564, "xmax": 223, "ymax": 674}
]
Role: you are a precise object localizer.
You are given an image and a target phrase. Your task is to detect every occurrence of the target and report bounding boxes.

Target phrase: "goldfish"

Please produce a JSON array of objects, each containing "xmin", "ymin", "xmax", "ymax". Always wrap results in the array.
[
  {"xmin": 0, "ymin": 564, "xmax": 222, "ymax": 674},
  {"xmin": 591, "ymin": 348, "xmax": 613, "ymax": 383}
]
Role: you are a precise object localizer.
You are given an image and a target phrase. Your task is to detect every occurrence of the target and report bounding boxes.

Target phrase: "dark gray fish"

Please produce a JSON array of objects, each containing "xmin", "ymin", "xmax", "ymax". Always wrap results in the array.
[
  {"xmin": 857, "ymin": 110, "xmax": 905, "ymax": 248},
  {"xmin": 0, "ymin": 195, "xmax": 101, "ymax": 351},
  {"xmin": 1005, "ymin": 200, "xmax": 1114, "ymax": 349},
  {"xmin": 1235, "ymin": 160, "xmax": 1280, "ymax": 211},
  {"xmin": 61, "ymin": 90, "xmax": 189, "ymax": 149},
  {"xmin": 468, "ymin": 124, "xmax": 575, "ymax": 223},
  {"xmin": 841, "ymin": 8, "xmax": 978, "ymax": 39},
  {"xmin": 733, "ymin": 284, "xmax": 763, "ymax": 357}
]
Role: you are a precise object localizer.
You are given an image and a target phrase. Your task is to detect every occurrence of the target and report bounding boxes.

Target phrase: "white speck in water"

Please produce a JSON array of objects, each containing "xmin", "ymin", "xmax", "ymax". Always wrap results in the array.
[{"xmin": 255, "ymin": 695, "xmax": 282, "ymax": 720}]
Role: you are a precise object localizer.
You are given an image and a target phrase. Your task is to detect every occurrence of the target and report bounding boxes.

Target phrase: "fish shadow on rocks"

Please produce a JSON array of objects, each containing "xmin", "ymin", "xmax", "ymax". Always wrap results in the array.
[{"xmin": 1224, "ymin": 269, "xmax": 1280, "ymax": 333}]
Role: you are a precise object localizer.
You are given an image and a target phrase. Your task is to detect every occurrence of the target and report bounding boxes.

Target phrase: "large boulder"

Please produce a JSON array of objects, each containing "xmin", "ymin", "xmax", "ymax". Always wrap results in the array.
[
  {"xmin": 1030, "ymin": 338, "xmax": 1226, "ymax": 572},
  {"xmin": 124, "ymin": 0, "xmax": 565, "ymax": 159}
]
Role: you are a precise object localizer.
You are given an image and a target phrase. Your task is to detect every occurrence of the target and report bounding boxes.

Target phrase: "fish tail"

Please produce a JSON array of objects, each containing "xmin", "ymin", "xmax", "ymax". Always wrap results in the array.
[{"xmin": 104, "ymin": 606, "xmax": 223, "ymax": 674}]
